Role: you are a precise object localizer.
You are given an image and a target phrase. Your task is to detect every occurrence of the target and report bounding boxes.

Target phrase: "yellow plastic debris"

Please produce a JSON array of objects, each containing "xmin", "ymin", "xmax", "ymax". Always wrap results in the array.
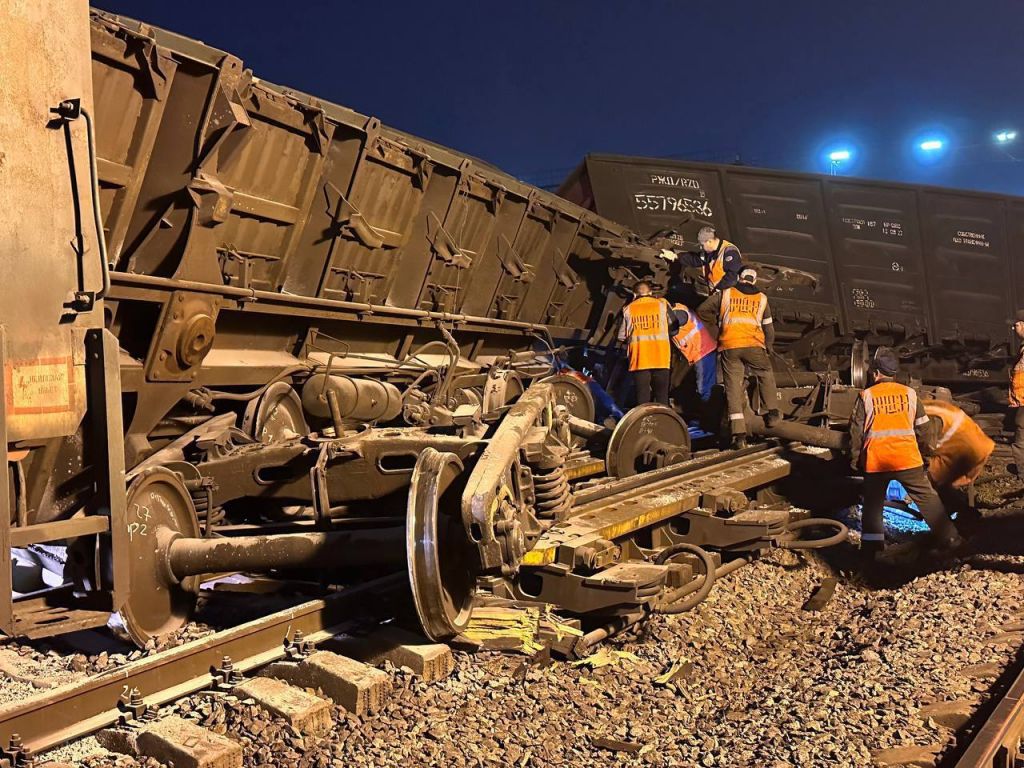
[{"xmin": 572, "ymin": 648, "xmax": 641, "ymax": 669}]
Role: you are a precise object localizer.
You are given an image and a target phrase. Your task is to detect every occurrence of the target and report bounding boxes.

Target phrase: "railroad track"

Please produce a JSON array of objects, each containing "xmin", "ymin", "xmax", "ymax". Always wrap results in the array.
[
  {"xmin": 0, "ymin": 573, "xmax": 415, "ymax": 765},
  {"xmin": 951, "ymin": 648, "xmax": 1024, "ymax": 768}
]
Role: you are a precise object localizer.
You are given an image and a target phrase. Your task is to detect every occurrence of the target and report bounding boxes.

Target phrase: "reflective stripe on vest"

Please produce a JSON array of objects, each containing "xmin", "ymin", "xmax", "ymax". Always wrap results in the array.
[
  {"xmin": 1011, "ymin": 345, "xmax": 1024, "ymax": 407},
  {"xmin": 935, "ymin": 408, "xmax": 967, "ymax": 449},
  {"xmin": 704, "ymin": 239, "xmax": 737, "ymax": 288},
  {"xmin": 718, "ymin": 287, "xmax": 767, "ymax": 351},
  {"xmin": 860, "ymin": 382, "xmax": 923, "ymax": 473},
  {"xmin": 623, "ymin": 296, "xmax": 671, "ymax": 371}
]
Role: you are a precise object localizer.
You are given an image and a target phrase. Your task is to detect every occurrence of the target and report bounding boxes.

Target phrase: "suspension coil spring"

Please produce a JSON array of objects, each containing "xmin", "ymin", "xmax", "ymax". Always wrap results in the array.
[{"xmin": 531, "ymin": 464, "xmax": 573, "ymax": 521}]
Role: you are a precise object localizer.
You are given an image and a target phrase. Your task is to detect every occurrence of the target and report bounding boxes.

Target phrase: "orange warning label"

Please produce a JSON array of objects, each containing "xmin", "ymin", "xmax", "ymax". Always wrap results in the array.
[{"xmin": 7, "ymin": 357, "xmax": 74, "ymax": 415}]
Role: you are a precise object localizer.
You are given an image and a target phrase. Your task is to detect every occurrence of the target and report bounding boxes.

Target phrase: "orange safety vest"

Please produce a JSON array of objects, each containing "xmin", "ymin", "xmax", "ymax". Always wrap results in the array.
[
  {"xmin": 924, "ymin": 399, "xmax": 994, "ymax": 488},
  {"xmin": 622, "ymin": 296, "xmax": 672, "ymax": 371},
  {"xmin": 671, "ymin": 303, "xmax": 716, "ymax": 364},
  {"xmin": 1010, "ymin": 344, "xmax": 1024, "ymax": 407},
  {"xmin": 704, "ymin": 239, "xmax": 739, "ymax": 288},
  {"xmin": 859, "ymin": 381, "xmax": 925, "ymax": 473},
  {"xmin": 717, "ymin": 287, "xmax": 769, "ymax": 351}
]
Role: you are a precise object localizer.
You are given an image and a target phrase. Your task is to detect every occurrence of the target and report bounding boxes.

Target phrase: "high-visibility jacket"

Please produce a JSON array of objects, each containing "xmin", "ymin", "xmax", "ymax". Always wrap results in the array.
[
  {"xmin": 717, "ymin": 287, "xmax": 769, "ymax": 351},
  {"xmin": 621, "ymin": 296, "xmax": 672, "ymax": 371},
  {"xmin": 1011, "ymin": 344, "xmax": 1024, "ymax": 407},
  {"xmin": 704, "ymin": 239, "xmax": 739, "ymax": 289},
  {"xmin": 671, "ymin": 303, "xmax": 716, "ymax": 364},
  {"xmin": 859, "ymin": 381, "xmax": 926, "ymax": 473},
  {"xmin": 924, "ymin": 399, "xmax": 994, "ymax": 488}
]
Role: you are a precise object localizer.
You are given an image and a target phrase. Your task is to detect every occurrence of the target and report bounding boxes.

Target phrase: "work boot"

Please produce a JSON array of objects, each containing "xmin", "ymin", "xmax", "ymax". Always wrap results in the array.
[
  {"xmin": 764, "ymin": 409, "xmax": 782, "ymax": 427},
  {"xmin": 874, "ymin": 539, "xmax": 923, "ymax": 567},
  {"xmin": 730, "ymin": 435, "xmax": 748, "ymax": 450},
  {"xmin": 932, "ymin": 532, "xmax": 975, "ymax": 560}
]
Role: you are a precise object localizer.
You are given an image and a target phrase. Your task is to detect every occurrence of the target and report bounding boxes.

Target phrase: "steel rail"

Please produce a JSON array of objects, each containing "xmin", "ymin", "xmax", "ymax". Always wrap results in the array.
[
  {"xmin": 953, "ymin": 656, "xmax": 1024, "ymax": 768},
  {"xmin": 0, "ymin": 572, "xmax": 405, "ymax": 755}
]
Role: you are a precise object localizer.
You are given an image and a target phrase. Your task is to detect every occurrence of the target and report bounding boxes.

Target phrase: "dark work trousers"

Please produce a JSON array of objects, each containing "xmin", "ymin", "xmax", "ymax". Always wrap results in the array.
[
  {"xmin": 1013, "ymin": 407, "xmax": 1024, "ymax": 472},
  {"xmin": 861, "ymin": 466, "xmax": 958, "ymax": 551},
  {"xmin": 720, "ymin": 346, "xmax": 778, "ymax": 436},
  {"xmin": 634, "ymin": 368, "xmax": 670, "ymax": 405}
]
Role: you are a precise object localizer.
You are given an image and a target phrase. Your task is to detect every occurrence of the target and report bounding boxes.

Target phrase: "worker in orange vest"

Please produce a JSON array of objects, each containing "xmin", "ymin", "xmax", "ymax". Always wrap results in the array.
[
  {"xmin": 848, "ymin": 348, "xmax": 964, "ymax": 557},
  {"xmin": 923, "ymin": 399, "xmax": 994, "ymax": 489},
  {"xmin": 698, "ymin": 268, "xmax": 780, "ymax": 449},
  {"xmin": 669, "ymin": 300, "xmax": 717, "ymax": 402},
  {"xmin": 1009, "ymin": 310, "xmax": 1024, "ymax": 475},
  {"xmin": 657, "ymin": 226, "xmax": 742, "ymax": 296},
  {"xmin": 617, "ymin": 281, "xmax": 679, "ymax": 405}
]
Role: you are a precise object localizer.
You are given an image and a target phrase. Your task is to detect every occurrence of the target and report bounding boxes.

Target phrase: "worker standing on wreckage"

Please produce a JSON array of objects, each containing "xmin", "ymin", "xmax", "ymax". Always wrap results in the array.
[
  {"xmin": 698, "ymin": 268, "xmax": 781, "ymax": 449},
  {"xmin": 677, "ymin": 226, "xmax": 744, "ymax": 294},
  {"xmin": 849, "ymin": 347, "xmax": 966, "ymax": 561},
  {"xmin": 617, "ymin": 281, "xmax": 679, "ymax": 405}
]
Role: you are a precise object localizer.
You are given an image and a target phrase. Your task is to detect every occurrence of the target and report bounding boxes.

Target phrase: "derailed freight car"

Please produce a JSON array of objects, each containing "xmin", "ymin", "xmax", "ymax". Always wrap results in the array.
[
  {"xmin": 560, "ymin": 154, "xmax": 1024, "ymax": 392},
  {"xmin": 2, "ymin": 8, "xmax": 739, "ymax": 647}
]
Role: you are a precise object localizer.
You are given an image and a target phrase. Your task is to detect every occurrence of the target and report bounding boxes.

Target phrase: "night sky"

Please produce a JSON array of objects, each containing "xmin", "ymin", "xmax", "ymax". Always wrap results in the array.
[{"xmin": 99, "ymin": 0, "xmax": 1024, "ymax": 195}]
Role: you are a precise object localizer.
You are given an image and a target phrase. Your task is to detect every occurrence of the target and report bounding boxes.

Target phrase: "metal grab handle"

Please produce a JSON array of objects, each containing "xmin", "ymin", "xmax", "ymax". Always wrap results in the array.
[
  {"xmin": 79, "ymin": 106, "xmax": 110, "ymax": 300},
  {"xmin": 52, "ymin": 100, "xmax": 110, "ymax": 307}
]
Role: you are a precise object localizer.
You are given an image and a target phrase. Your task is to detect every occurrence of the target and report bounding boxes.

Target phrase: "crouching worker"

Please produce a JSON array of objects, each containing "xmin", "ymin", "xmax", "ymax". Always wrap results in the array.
[
  {"xmin": 924, "ymin": 400, "xmax": 994, "ymax": 489},
  {"xmin": 670, "ymin": 300, "xmax": 717, "ymax": 403},
  {"xmin": 849, "ymin": 348, "xmax": 965, "ymax": 558},
  {"xmin": 923, "ymin": 399, "xmax": 994, "ymax": 525}
]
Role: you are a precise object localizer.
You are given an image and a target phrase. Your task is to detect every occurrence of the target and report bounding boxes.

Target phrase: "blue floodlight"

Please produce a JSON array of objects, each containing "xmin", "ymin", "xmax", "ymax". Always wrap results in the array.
[
  {"xmin": 996, "ymin": 130, "xmax": 1018, "ymax": 143},
  {"xmin": 919, "ymin": 139, "xmax": 944, "ymax": 151},
  {"xmin": 829, "ymin": 149, "xmax": 852, "ymax": 162}
]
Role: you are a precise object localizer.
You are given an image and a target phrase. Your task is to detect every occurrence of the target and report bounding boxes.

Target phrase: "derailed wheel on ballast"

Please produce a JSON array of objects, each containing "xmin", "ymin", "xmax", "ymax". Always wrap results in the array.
[
  {"xmin": 606, "ymin": 404, "xmax": 691, "ymax": 477},
  {"xmin": 118, "ymin": 467, "xmax": 201, "ymax": 646},
  {"xmin": 407, "ymin": 449, "xmax": 479, "ymax": 641}
]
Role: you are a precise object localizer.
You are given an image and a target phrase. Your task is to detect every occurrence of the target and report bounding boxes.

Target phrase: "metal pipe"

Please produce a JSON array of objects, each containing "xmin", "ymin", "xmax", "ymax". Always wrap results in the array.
[
  {"xmin": 745, "ymin": 414, "xmax": 848, "ymax": 451},
  {"xmin": 167, "ymin": 527, "xmax": 406, "ymax": 579},
  {"xmin": 567, "ymin": 415, "xmax": 607, "ymax": 440},
  {"xmin": 655, "ymin": 555, "xmax": 749, "ymax": 609}
]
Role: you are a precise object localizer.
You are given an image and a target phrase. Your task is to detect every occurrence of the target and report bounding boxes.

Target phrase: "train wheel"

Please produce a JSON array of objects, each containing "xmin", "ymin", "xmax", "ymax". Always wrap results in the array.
[
  {"xmin": 481, "ymin": 370, "xmax": 524, "ymax": 414},
  {"xmin": 850, "ymin": 340, "xmax": 870, "ymax": 388},
  {"xmin": 541, "ymin": 373, "xmax": 597, "ymax": 448},
  {"xmin": 243, "ymin": 381, "xmax": 309, "ymax": 520},
  {"xmin": 242, "ymin": 381, "xmax": 308, "ymax": 443},
  {"xmin": 119, "ymin": 467, "xmax": 201, "ymax": 646},
  {"xmin": 606, "ymin": 405, "xmax": 691, "ymax": 477},
  {"xmin": 407, "ymin": 449, "xmax": 478, "ymax": 641}
]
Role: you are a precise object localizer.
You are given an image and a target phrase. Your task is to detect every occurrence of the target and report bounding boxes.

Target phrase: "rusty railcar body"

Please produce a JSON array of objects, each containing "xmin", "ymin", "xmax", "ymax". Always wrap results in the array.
[{"xmin": 561, "ymin": 154, "xmax": 1024, "ymax": 392}]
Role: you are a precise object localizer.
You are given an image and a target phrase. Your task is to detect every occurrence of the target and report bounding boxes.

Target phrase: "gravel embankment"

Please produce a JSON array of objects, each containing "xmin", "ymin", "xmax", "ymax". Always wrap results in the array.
[{"xmin": 31, "ymin": 461, "xmax": 1024, "ymax": 768}]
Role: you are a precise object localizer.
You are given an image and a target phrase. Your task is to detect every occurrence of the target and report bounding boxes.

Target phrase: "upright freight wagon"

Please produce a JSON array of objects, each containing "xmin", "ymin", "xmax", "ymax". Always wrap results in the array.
[{"xmin": 560, "ymin": 154, "xmax": 1024, "ymax": 391}]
